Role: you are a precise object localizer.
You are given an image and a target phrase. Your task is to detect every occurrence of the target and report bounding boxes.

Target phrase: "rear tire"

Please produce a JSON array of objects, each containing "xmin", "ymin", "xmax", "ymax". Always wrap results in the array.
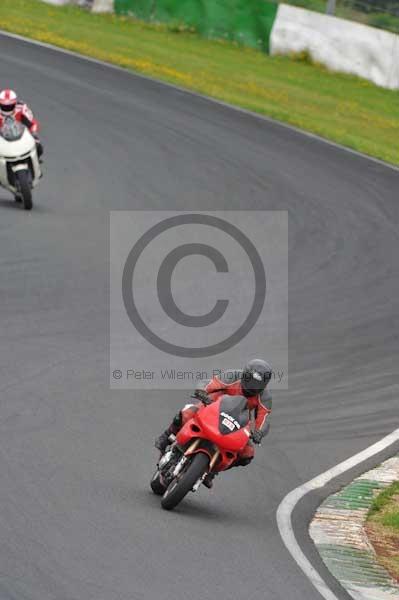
[
  {"xmin": 150, "ymin": 469, "xmax": 166, "ymax": 496},
  {"xmin": 161, "ymin": 452, "xmax": 209, "ymax": 511},
  {"xmin": 16, "ymin": 170, "xmax": 32, "ymax": 210}
]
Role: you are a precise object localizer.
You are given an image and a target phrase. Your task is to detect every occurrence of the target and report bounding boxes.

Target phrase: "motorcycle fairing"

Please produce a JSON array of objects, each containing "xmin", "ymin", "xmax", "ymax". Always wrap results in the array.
[{"xmin": 175, "ymin": 396, "xmax": 251, "ymax": 471}]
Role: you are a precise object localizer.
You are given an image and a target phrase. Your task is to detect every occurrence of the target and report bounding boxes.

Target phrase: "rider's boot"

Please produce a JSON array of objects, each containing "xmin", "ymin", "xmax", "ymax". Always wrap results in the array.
[
  {"xmin": 154, "ymin": 429, "xmax": 172, "ymax": 453},
  {"xmin": 222, "ymin": 456, "xmax": 253, "ymax": 473},
  {"xmin": 203, "ymin": 457, "xmax": 251, "ymax": 489},
  {"xmin": 203, "ymin": 472, "xmax": 217, "ymax": 489}
]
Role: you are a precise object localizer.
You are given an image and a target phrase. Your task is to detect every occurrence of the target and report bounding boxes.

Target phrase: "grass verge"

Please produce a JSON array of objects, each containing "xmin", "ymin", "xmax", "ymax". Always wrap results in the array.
[
  {"xmin": 366, "ymin": 481, "xmax": 399, "ymax": 583},
  {"xmin": 0, "ymin": 0, "xmax": 398, "ymax": 165}
]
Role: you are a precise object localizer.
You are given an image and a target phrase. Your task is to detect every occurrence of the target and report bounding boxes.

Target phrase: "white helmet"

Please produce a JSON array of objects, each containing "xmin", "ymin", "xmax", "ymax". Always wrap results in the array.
[{"xmin": 0, "ymin": 89, "xmax": 18, "ymax": 116}]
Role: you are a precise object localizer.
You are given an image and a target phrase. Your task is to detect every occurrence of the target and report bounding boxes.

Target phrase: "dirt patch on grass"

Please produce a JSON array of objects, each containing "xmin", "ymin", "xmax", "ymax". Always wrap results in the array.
[{"xmin": 366, "ymin": 488, "xmax": 399, "ymax": 583}]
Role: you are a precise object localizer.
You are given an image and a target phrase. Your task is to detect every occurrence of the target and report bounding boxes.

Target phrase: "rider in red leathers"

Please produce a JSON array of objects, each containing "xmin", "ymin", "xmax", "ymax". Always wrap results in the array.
[
  {"xmin": 155, "ymin": 359, "xmax": 273, "ymax": 487},
  {"xmin": 0, "ymin": 89, "xmax": 43, "ymax": 159}
]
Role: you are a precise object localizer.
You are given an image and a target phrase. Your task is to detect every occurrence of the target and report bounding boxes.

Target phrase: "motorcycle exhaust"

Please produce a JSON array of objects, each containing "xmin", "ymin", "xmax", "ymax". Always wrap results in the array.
[
  {"xmin": 159, "ymin": 449, "xmax": 173, "ymax": 469},
  {"xmin": 172, "ymin": 456, "xmax": 187, "ymax": 478}
]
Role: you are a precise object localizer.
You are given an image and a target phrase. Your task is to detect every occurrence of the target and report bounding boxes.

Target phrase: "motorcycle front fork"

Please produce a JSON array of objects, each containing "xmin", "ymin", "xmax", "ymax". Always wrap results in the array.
[{"xmin": 192, "ymin": 449, "xmax": 221, "ymax": 492}]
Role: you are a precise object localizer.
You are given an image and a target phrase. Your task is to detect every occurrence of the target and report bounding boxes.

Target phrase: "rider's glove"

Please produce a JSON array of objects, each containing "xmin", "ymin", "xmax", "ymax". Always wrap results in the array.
[
  {"xmin": 252, "ymin": 429, "xmax": 264, "ymax": 445},
  {"xmin": 193, "ymin": 389, "xmax": 212, "ymax": 405}
]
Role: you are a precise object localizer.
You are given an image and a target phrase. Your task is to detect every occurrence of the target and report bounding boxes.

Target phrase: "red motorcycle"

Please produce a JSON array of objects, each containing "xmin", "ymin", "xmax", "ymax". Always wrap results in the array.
[{"xmin": 151, "ymin": 395, "xmax": 251, "ymax": 510}]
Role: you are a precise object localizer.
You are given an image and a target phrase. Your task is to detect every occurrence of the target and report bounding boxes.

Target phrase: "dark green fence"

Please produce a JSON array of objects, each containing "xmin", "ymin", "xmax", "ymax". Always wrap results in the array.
[{"xmin": 114, "ymin": 0, "xmax": 278, "ymax": 53}]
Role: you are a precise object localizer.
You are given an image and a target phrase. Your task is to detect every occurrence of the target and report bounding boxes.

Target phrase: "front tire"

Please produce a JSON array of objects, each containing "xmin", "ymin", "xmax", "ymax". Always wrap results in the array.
[
  {"xmin": 15, "ymin": 170, "xmax": 32, "ymax": 210},
  {"xmin": 161, "ymin": 452, "xmax": 209, "ymax": 511}
]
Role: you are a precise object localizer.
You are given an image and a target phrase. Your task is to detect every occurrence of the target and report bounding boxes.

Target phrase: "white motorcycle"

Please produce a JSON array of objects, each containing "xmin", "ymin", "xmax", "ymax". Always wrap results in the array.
[{"xmin": 0, "ymin": 116, "xmax": 42, "ymax": 210}]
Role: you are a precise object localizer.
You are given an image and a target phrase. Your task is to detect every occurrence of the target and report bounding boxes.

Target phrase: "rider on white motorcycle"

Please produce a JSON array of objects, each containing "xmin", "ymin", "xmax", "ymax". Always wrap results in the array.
[{"xmin": 0, "ymin": 89, "xmax": 43, "ymax": 160}]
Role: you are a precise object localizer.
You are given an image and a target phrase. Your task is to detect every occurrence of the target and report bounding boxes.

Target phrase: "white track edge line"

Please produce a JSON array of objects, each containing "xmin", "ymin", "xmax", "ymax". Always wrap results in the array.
[
  {"xmin": 0, "ymin": 28, "xmax": 398, "ymax": 174},
  {"xmin": 276, "ymin": 428, "xmax": 399, "ymax": 600}
]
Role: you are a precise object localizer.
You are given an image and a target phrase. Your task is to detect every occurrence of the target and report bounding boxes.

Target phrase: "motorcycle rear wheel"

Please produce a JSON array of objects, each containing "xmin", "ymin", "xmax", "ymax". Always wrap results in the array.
[{"xmin": 161, "ymin": 452, "xmax": 209, "ymax": 511}]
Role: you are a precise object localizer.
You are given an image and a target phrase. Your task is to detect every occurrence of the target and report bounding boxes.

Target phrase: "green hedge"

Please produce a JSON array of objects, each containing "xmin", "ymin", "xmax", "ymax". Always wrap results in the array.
[{"xmin": 114, "ymin": 0, "xmax": 278, "ymax": 52}]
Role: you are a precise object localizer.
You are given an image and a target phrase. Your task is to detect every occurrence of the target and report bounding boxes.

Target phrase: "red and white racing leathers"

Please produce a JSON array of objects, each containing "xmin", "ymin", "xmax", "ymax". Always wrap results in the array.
[{"xmin": 0, "ymin": 102, "xmax": 39, "ymax": 135}]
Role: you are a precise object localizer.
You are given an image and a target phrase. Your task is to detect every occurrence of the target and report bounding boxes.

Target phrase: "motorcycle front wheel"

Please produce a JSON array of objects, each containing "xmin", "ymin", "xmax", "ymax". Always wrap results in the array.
[
  {"xmin": 161, "ymin": 452, "xmax": 209, "ymax": 511},
  {"xmin": 15, "ymin": 170, "xmax": 32, "ymax": 210}
]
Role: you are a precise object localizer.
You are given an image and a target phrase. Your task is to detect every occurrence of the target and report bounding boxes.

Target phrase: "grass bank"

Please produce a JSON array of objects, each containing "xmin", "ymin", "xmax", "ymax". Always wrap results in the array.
[
  {"xmin": 366, "ymin": 481, "xmax": 399, "ymax": 582},
  {"xmin": 0, "ymin": 0, "xmax": 398, "ymax": 164}
]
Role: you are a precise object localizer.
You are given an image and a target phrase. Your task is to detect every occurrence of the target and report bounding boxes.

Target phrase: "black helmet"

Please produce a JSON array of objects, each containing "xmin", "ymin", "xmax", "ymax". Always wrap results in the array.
[{"xmin": 241, "ymin": 359, "xmax": 272, "ymax": 397}]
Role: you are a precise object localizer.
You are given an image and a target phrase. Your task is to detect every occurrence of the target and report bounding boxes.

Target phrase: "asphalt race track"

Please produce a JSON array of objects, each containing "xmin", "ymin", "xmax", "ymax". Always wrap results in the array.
[{"xmin": 1, "ymin": 33, "xmax": 398, "ymax": 600}]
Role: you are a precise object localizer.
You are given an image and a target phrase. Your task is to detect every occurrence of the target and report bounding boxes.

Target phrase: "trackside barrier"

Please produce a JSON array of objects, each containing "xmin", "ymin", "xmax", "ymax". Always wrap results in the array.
[
  {"xmin": 114, "ymin": 0, "xmax": 279, "ymax": 53},
  {"xmin": 41, "ymin": 0, "xmax": 90, "ymax": 5},
  {"xmin": 271, "ymin": 4, "xmax": 399, "ymax": 89},
  {"xmin": 41, "ymin": 0, "xmax": 71, "ymax": 4},
  {"xmin": 92, "ymin": 0, "xmax": 114, "ymax": 10},
  {"xmin": 39, "ymin": 0, "xmax": 399, "ymax": 89}
]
